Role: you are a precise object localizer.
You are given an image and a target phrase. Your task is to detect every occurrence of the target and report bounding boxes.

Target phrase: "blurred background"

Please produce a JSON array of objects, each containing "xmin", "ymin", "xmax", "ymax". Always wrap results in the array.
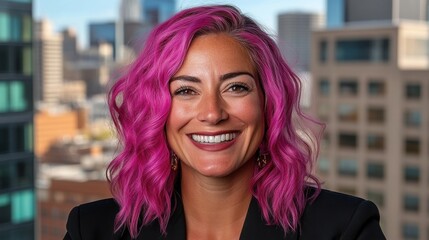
[{"xmin": 0, "ymin": 0, "xmax": 428, "ymax": 239}]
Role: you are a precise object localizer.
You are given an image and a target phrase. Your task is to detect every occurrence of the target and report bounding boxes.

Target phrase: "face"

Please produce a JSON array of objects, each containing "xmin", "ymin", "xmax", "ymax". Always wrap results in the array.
[{"xmin": 166, "ymin": 33, "xmax": 265, "ymax": 178}]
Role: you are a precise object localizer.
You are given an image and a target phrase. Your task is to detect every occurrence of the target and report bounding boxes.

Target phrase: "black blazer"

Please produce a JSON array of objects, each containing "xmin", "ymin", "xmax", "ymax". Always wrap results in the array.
[{"xmin": 64, "ymin": 189, "xmax": 386, "ymax": 240}]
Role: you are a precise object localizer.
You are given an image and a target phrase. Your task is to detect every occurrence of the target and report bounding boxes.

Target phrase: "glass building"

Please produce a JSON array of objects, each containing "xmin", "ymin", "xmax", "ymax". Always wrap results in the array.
[
  {"xmin": 89, "ymin": 22, "xmax": 116, "ymax": 58},
  {"xmin": 141, "ymin": 0, "xmax": 175, "ymax": 26},
  {"xmin": 0, "ymin": 0, "xmax": 35, "ymax": 239}
]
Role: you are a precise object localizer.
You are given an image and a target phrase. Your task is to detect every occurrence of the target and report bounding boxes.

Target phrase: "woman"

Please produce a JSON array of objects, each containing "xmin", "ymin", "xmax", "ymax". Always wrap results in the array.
[{"xmin": 64, "ymin": 5, "xmax": 386, "ymax": 240}]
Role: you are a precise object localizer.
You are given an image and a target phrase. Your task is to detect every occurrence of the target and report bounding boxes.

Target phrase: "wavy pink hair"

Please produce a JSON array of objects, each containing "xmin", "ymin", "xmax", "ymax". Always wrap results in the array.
[{"xmin": 107, "ymin": 5, "xmax": 322, "ymax": 238}]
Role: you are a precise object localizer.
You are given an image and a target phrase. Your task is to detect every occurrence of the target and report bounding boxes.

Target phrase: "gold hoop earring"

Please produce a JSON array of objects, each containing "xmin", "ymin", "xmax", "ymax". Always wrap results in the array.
[
  {"xmin": 171, "ymin": 152, "xmax": 178, "ymax": 171},
  {"xmin": 256, "ymin": 153, "xmax": 269, "ymax": 168}
]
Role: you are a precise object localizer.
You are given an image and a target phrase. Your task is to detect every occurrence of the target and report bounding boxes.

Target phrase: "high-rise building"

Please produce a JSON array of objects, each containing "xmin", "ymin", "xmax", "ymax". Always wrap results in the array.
[
  {"xmin": 89, "ymin": 21, "xmax": 116, "ymax": 58},
  {"xmin": 311, "ymin": 21, "xmax": 429, "ymax": 240},
  {"xmin": 141, "ymin": 0, "xmax": 175, "ymax": 26},
  {"xmin": 121, "ymin": 0, "xmax": 142, "ymax": 22},
  {"xmin": 34, "ymin": 19, "xmax": 64, "ymax": 105},
  {"xmin": 0, "ymin": 0, "xmax": 35, "ymax": 239},
  {"xmin": 327, "ymin": 0, "xmax": 429, "ymax": 27},
  {"xmin": 278, "ymin": 12, "xmax": 325, "ymax": 71}
]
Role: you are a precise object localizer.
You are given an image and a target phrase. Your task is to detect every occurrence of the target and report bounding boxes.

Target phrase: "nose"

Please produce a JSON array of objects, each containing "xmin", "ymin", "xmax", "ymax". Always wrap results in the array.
[{"xmin": 196, "ymin": 93, "xmax": 228, "ymax": 124}]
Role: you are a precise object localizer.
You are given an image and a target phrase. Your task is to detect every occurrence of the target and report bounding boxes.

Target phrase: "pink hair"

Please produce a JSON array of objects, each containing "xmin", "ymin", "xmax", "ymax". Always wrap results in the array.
[{"xmin": 107, "ymin": 5, "xmax": 322, "ymax": 238}]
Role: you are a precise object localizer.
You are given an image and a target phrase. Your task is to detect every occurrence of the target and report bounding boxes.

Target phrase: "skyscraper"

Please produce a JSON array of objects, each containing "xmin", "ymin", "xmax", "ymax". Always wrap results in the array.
[
  {"xmin": 141, "ymin": 0, "xmax": 175, "ymax": 26},
  {"xmin": 121, "ymin": 0, "xmax": 142, "ymax": 22},
  {"xmin": 0, "ymin": 0, "xmax": 35, "ymax": 239},
  {"xmin": 327, "ymin": 0, "xmax": 429, "ymax": 27},
  {"xmin": 34, "ymin": 19, "xmax": 64, "ymax": 105}
]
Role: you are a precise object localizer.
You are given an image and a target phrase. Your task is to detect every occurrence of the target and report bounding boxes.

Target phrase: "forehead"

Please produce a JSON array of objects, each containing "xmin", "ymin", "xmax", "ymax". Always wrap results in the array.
[{"xmin": 177, "ymin": 33, "xmax": 256, "ymax": 75}]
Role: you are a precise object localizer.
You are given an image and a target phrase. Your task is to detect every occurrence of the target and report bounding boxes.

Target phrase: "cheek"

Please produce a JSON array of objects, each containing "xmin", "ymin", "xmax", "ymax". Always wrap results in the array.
[{"xmin": 166, "ymin": 101, "xmax": 193, "ymax": 136}]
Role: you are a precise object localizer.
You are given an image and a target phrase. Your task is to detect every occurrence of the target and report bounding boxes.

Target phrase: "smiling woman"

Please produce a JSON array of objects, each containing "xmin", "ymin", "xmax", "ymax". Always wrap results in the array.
[{"xmin": 64, "ymin": 5, "xmax": 386, "ymax": 240}]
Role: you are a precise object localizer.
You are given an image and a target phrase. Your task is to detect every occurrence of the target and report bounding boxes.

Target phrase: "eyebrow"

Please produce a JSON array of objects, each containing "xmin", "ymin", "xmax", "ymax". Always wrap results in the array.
[{"xmin": 170, "ymin": 71, "xmax": 255, "ymax": 83}]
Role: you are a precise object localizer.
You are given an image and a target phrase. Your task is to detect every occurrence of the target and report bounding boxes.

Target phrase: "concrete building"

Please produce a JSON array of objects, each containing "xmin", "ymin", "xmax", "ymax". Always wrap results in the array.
[
  {"xmin": 34, "ymin": 19, "xmax": 64, "ymax": 105},
  {"xmin": 0, "ymin": 1, "xmax": 35, "ymax": 239},
  {"xmin": 121, "ymin": 0, "xmax": 142, "ymax": 22},
  {"xmin": 327, "ymin": 0, "xmax": 429, "ymax": 27},
  {"xmin": 311, "ymin": 21, "xmax": 429, "ymax": 240},
  {"xmin": 278, "ymin": 12, "xmax": 325, "ymax": 71}
]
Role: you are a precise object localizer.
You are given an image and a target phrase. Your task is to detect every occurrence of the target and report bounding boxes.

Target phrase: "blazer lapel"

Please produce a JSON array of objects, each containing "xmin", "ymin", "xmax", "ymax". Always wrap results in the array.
[{"xmin": 239, "ymin": 198, "xmax": 298, "ymax": 240}]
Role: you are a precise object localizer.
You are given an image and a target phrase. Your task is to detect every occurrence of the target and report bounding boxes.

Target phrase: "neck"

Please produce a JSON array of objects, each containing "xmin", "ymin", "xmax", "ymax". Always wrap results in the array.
[{"xmin": 180, "ymin": 161, "xmax": 254, "ymax": 240}]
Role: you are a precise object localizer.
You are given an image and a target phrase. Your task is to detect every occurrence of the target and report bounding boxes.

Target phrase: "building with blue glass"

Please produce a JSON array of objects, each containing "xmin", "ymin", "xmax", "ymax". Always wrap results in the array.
[
  {"xmin": 141, "ymin": 0, "xmax": 175, "ymax": 26},
  {"xmin": 0, "ymin": 0, "xmax": 35, "ymax": 239},
  {"xmin": 89, "ymin": 22, "xmax": 116, "ymax": 58}
]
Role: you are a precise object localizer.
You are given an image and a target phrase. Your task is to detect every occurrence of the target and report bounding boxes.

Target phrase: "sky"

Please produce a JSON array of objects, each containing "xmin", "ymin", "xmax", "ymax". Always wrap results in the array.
[{"xmin": 34, "ymin": 0, "xmax": 325, "ymax": 48}]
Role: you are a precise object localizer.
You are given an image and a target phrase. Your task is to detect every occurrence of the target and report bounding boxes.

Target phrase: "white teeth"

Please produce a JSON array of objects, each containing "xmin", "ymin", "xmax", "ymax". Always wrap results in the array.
[{"xmin": 191, "ymin": 133, "xmax": 237, "ymax": 144}]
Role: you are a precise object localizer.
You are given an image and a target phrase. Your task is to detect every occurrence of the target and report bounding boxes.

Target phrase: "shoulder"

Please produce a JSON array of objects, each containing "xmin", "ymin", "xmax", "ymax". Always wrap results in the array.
[
  {"xmin": 300, "ymin": 188, "xmax": 386, "ymax": 240},
  {"xmin": 64, "ymin": 198, "xmax": 122, "ymax": 240}
]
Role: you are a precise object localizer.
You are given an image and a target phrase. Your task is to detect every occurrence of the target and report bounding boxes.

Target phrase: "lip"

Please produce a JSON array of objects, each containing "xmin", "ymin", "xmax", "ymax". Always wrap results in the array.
[{"xmin": 187, "ymin": 131, "xmax": 240, "ymax": 152}]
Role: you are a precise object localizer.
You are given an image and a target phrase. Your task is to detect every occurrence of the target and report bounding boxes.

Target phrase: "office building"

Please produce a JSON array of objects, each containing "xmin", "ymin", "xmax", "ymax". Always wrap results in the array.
[
  {"xmin": 141, "ymin": 0, "xmax": 175, "ymax": 26},
  {"xmin": 278, "ymin": 12, "xmax": 324, "ymax": 71},
  {"xmin": 311, "ymin": 21, "xmax": 429, "ymax": 240},
  {"xmin": 327, "ymin": 0, "xmax": 429, "ymax": 27},
  {"xmin": 121, "ymin": 0, "xmax": 141, "ymax": 22},
  {"xmin": 89, "ymin": 21, "xmax": 116, "ymax": 58},
  {"xmin": 34, "ymin": 19, "xmax": 64, "ymax": 105},
  {"xmin": 0, "ymin": 0, "xmax": 35, "ymax": 239}
]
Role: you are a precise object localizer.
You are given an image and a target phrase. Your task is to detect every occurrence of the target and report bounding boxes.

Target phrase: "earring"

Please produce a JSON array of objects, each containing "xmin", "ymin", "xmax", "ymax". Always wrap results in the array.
[
  {"xmin": 256, "ymin": 153, "xmax": 269, "ymax": 168},
  {"xmin": 171, "ymin": 152, "xmax": 178, "ymax": 171}
]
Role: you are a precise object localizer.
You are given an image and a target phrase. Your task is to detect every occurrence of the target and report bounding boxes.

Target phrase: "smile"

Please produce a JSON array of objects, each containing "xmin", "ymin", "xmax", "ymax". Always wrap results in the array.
[{"xmin": 191, "ymin": 133, "xmax": 237, "ymax": 144}]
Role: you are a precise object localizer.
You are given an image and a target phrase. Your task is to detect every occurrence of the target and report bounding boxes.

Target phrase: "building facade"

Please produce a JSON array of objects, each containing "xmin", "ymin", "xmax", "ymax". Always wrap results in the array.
[
  {"xmin": 311, "ymin": 21, "xmax": 429, "ymax": 240},
  {"xmin": 327, "ymin": 0, "xmax": 429, "ymax": 27},
  {"xmin": 0, "ymin": 0, "xmax": 35, "ymax": 239}
]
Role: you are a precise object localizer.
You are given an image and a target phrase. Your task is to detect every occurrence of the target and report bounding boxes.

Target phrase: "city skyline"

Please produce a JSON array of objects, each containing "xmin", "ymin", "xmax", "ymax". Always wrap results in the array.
[{"xmin": 34, "ymin": 0, "xmax": 325, "ymax": 47}]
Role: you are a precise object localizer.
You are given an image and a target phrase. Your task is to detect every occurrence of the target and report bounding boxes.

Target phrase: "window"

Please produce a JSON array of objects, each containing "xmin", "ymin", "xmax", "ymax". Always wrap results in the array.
[
  {"xmin": 339, "ymin": 80, "xmax": 358, "ymax": 96},
  {"xmin": 0, "ymin": 126, "xmax": 9, "ymax": 154},
  {"xmin": 402, "ymin": 223, "xmax": 419, "ymax": 239},
  {"xmin": 0, "ymin": 162, "xmax": 11, "ymax": 190},
  {"xmin": 404, "ymin": 110, "xmax": 421, "ymax": 127},
  {"xmin": 0, "ymin": 45, "xmax": 10, "ymax": 73},
  {"xmin": 339, "ymin": 133, "xmax": 357, "ymax": 148},
  {"xmin": 367, "ymin": 134, "xmax": 385, "ymax": 151},
  {"xmin": 338, "ymin": 158, "xmax": 357, "ymax": 176},
  {"xmin": 405, "ymin": 139, "xmax": 420, "ymax": 155},
  {"xmin": 404, "ymin": 166, "xmax": 420, "ymax": 183},
  {"xmin": 403, "ymin": 194, "xmax": 419, "ymax": 212},
  {"xmin": 368, "ymin": 81, "xmax": 385, "ymax": 96},
  {"xmin": 15, "ymin": 161, "xmax": 33, "ymax": 188},
  {"xmin": 0, "ymin": 80, "xmax": 30, "ymax": 113},
  {"xmin": 367, "ymin": 190, "xmax": 384, "ymax": 207},
  {"xmin": 406, "ymin": 84, "xmax": 421, "ymax": 99},
  {"xmin": 336, "ymin": 38, "xmax": 389, "ymax": 62},
  {"xmin": 367, "ymin": 107, "xmax": 385, "ymax": 123},
  {"xmin": 0, "ymin": 194, "xmax": 11, "ymax": 224},
  {"xmin": 318, "ymin": 157, "xmax": 330, "ymax": 173},
  {"xmin": 11, "ymin": 190, "xmax": 34, "ymax": 223},
  {"xmin": 0, "ymin": 123, "xmax": 32, "ymax": 154},
  {"xmin": 367, "ymin": 162, "xmax": 384, "ymax": 179},
  {"xmin": 338, "ymin": 104, "xmax": 358, "ymax": 122},
  {"xmin": 319, "ymin": 40, "xmax": 328, "ymax": 62},
  {"xmin": 319, "ymin": 79, "xmax": 330, "ymax": 96},
  {"xmin": 0, "ymin": 12, "xmax": 32, "ymax": 42}
]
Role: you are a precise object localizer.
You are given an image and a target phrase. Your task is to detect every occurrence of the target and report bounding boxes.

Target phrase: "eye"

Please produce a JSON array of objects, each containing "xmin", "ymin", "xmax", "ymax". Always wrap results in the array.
[
  {"xmin": 174, "ymin": 86, "xmax": 198, "ymax": 96},
  {"xmin": 226, "ymin": 82, "xmax": 251, "ymax": 93}
]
